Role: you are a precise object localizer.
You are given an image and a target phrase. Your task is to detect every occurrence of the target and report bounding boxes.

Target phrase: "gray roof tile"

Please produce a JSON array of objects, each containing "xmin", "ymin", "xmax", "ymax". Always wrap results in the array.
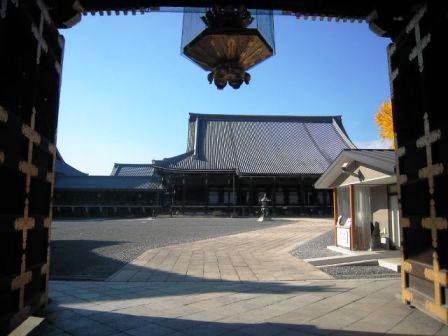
[
  {"xmin": 153, "ymin": 113, "xmax": 356, "ymax": 175},
  {"xmin": 55, "ymin": 150, "xmax": 88, "ymax": 177},
  {"xmin": 111, "ymin": 163, "xmax": 156, "ymax": 176}
]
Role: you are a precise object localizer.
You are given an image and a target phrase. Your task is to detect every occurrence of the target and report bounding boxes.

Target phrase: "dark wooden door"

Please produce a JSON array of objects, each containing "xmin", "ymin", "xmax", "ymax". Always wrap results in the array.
[{"xmin": 0, "ymin": 1, "xmax": 63, "ymax": 333}]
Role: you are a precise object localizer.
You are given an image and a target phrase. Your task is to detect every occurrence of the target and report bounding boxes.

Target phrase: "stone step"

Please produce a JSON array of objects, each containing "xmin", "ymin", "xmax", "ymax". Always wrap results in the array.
[{"xmin": 378, "ymin": 258, "xmax": 401, "ymax": 272}]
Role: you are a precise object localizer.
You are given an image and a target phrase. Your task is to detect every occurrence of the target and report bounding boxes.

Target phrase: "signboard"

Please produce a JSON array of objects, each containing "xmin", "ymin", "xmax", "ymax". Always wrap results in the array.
[{"xmin": 337, "ymin": 227, "xmax": 351, "ymax": 248}]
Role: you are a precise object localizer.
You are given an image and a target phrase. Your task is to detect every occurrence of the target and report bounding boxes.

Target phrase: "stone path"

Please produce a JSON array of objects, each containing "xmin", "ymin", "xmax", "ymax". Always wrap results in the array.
[
  {"xmin": 32, "ymin": 279, "xmax": 448, "ymax": 336},
  {"xmin": 29, "ymin": 218, "xmax": 448, "ymax": 336},
  {"xmin": 107, "ymin": 219, "xmax": 333, "ymax": 282}
]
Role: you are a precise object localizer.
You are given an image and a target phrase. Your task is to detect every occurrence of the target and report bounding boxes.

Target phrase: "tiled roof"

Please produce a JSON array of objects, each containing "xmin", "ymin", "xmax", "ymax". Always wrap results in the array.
[
  {"xmin": 153, "ymin": 113, "xmax": 356, "ymax": 175},
  {"xmin": 55, "ymin": 176, "xmax": 163, "ymax": 190},
  {"xmin": 345, "ymin": 149, "xmax": 396, "ymax": 169},
  {"xmin": 314, "ymin": 149, "xmax": 396, "ymax": 189},
  {"xmin": 55, "ymin": 150, "xmax": 88, "ymax": 176},
  {"xmin": 55, "ymin": 161, "xmax": 88, "ymax": 177},
  {"xmin": 111, "ymin": 163, "xmax": 156, "ymax": 176}
]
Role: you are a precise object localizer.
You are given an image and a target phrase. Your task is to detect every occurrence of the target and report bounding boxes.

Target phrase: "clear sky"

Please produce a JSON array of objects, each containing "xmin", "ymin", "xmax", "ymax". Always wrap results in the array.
[{"xmin": 57, "ymin": 12, "xmax": 392, "ymax": 175}]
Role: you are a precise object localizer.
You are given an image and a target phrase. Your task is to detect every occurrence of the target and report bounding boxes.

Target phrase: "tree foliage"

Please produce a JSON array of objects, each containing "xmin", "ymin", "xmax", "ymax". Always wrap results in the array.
[{"xmin": 375, "ymin": 100, "xmax": 395, "ymax": 149}]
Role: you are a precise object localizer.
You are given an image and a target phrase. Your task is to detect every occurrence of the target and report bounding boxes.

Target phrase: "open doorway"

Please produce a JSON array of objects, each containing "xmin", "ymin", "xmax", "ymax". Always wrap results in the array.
[{"xmin": 1, "ymin": 1, "xmax": 447, "ymax": 334}]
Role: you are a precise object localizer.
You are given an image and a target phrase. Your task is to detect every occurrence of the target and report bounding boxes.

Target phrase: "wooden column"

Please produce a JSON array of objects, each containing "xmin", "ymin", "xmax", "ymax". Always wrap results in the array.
[
  {"xmin": 300, "ymin": 177, "xmax": 305, "ymax": 214},
  {"xmin": 333, "ymin": 188, "xmax": 338, "ymax": 245},
  {"xmin": 349, "ymin": 184, "xmax": 356, "ymax": 250},
  {"xmin": 249, "ymin": 177, "xmax": 254, "ymax": 214},
  {"xmin": 182, "ymin": 174, "xmax": 186, "ymax": 213},
  {"xmin": 204, "ymin": 173, "xmax": 209, "ymax": 214},
  {"xmin": 232, "ymin": 174, "xmax": 236, "ymax": 216},
  {"xmin": 323, "ymin": 190, "xmax": 328, "ymax": 215}
]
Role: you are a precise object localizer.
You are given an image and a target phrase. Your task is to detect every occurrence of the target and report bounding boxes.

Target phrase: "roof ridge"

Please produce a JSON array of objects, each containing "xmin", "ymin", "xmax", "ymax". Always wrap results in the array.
[
  {"xmin": 332, "ymin": 119, "xmax": 357, "ymax": 149},
  {"xmin": 113, "ymin": 163, "xmax": 153, "ymax": 166},
  {"xmin": 59, "ymin": 175, "xmax": 158, "ymax": 178},
  {"xmin": 303, "ymin": 123, "xmax": 333, "ymax": 165},
  {"xmin": 189, "ymin": 113, "xmax": 342, "ymax": 123},
  {"xmin": 153, "ymin": 151, "xmax": 194, "ymax": 165},
  {"xmin": 344, "ymin": 148, "xmax": 395, "ymax": 151}
]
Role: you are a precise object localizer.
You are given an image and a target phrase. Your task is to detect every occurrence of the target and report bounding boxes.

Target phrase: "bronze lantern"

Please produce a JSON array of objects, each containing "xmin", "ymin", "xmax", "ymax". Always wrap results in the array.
[{"xmin": 182, "ymin": 5, "xmax": 275, "ymax": 89}]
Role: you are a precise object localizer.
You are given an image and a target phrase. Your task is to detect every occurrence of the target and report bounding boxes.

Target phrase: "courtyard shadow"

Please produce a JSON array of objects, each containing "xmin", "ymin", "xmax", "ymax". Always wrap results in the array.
[
  {"xmin": 50, "ymin": 239, "xmax": 342, "ymax": 299},
  {"xmin": 50, "ymin": 240, "xmax": 129, "ymax": 280},
  {"xmin": 30, "ymin": 306, "xmax": 435, "ymax": 336}
]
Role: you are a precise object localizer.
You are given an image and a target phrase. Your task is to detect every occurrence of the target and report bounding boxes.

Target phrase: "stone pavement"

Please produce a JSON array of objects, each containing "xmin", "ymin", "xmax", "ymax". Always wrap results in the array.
[
  {"xmin": 107, "ymin": 219, "xmax": 333, "ymax": 282},
  {"xmin": 29, "ymin": 219, "xmax": 448, "ymax": 335},
  {"xmin": 31, "ymin": 279, "xmax": 448, "ymax": 336}
]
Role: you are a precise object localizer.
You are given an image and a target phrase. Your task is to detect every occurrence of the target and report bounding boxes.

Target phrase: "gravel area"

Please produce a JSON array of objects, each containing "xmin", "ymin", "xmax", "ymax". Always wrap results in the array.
[
  {"xmin": 291, "ymin": 229, "xmax": 341, "ymax": 259},
  {"xmin": 50, "ymin": 217, "xmax": 288, "ymax": 280},
  {"xmin": 291, "ymin": 230, "xmax": 400, "ymax": 280},
  {"xmin": 320, "ymin": 265, "xmax": 401, "ymax": 279}
]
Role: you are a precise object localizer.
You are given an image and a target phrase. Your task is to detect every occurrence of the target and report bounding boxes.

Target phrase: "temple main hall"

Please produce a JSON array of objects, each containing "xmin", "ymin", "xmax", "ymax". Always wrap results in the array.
[
  {"xmin": 153, "ymin": 113, "xmax": 355, "ymax": 216},
  {"xmin": 54, "ymin": 113, "xmax": 355, "ymax": 217}
]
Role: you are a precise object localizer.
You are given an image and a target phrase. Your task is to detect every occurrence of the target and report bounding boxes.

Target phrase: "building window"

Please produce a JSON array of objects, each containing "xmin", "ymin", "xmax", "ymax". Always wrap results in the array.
[
  {"xmin": 307, "ymin": 191, "xmax": 316, "ymax": 205},
  {"xmin": 208, "ymin": 191, "xmax": 219, "ymax": 204},
  {"xmin": 224, "ymin": 192, "xmax": 235, "ymax": 204},
  {"xmin": 316, "ymin": 191, "xmax": 324, "ymax": 205},
  {"xmin": 275, "ymin": 192, "xmax": 284, "ymax": 204},
  {"xmin": 326, "ymin": 191, "xmax": 332, "ymax": 205},
  {"xmin": 289, "ymin": 192, "xmax": 298, "ymax": 204},
  {"xmin": 239, "ymin": 191, "xmax": 250, "ymax": 204},
  {"xmin": 337, "ymin": 187, "xmax": 350, "ymax": 223}
]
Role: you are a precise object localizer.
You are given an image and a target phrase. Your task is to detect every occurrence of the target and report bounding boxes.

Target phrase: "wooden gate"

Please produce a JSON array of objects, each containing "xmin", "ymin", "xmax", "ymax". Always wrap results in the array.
[
  {"xmin": 389, "ymin": 2, "xmax": 448, "ymax": 323},
  {"xmin": 0, "ymin": 0, "xmax": 63, "ymax": 333}
]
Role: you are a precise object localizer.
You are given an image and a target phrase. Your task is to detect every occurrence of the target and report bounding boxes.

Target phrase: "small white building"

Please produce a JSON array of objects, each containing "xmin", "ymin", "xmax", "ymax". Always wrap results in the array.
[{"xmin": 315, "ymin": 149, "xmax": 399, "ymax": 251}]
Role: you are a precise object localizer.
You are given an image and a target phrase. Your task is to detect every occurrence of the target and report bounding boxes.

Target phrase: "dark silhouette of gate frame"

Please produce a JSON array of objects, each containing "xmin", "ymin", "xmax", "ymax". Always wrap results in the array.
[{"xmin": 0, "ymin": 0, "xmax": 447, "ymax": 333}]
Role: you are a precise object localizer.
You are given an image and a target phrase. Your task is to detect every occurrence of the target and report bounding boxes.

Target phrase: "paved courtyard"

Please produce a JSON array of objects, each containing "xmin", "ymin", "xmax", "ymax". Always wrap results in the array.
[
  {"xmin": 32, "ymin": 218, "xmax": 448, "ymax": 335},
  {"xmin": 50, "ymin": 218, "xmax": 289, "ymax": 279},
  {"xmin": 107, "ymin": 218, "xmax": 332, "ymax": 282},
  {"xmin": 32, "ymin": 279, "xmax": 447, "ymax": 336}
]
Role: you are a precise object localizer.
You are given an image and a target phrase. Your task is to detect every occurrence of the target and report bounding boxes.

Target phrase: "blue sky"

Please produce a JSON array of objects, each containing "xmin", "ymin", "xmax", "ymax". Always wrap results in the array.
[{"xmin": 58, "ymin": 12, "xmax": 391, "ymax": 175}]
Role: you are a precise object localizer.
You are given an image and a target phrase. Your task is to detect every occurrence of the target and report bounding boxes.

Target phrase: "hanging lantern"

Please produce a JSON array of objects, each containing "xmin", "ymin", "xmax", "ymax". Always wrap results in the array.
[{"xmin": 181, "ymin": 5, "xmax": 275, "ymax": 89}]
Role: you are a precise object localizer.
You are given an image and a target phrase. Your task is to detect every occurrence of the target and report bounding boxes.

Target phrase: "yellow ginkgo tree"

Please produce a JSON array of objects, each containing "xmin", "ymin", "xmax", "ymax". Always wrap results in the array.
[{"xmin": 375, "ymin": 100, "xmax": 395, "ymax": 149}]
